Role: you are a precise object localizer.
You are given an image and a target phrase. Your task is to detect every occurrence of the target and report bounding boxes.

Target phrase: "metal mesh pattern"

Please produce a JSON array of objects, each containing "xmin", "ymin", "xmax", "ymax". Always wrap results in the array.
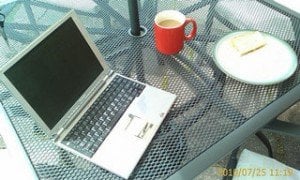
[{"xmin": 0, "ymin": 0, "xmax": 299, "ymax": 179}]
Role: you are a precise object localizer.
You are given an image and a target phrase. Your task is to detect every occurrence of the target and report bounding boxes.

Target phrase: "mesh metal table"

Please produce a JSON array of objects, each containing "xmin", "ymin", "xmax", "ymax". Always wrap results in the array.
[{"xmin": 0, "ymin": 0, "xmax": 299, "ymax": 179}]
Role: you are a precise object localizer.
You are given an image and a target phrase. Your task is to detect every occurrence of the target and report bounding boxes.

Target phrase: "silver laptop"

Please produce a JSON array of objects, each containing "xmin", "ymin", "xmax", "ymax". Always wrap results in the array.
[{"xmin": 0, "ymin": 11, "xmax": 176, "ymax": 179}]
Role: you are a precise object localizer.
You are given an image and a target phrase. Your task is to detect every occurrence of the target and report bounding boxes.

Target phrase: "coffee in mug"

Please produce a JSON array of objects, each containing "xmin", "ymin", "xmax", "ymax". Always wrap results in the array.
[{"xmin": 158, "ymin": 19, "xmax": 181, "ymax": 27}]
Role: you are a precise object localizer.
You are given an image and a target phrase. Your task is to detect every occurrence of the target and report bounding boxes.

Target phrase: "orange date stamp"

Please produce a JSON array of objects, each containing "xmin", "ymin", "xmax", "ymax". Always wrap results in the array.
[{"xmin": 216, "ymin": 167, "xmax": 294, "ymax": 177}]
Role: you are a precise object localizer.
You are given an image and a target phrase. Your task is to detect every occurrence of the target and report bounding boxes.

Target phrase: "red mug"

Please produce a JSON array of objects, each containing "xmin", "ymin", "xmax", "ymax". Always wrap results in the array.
[{"xmin": 154, "ymin": 10, "xmax": 197, "ymax": 55}]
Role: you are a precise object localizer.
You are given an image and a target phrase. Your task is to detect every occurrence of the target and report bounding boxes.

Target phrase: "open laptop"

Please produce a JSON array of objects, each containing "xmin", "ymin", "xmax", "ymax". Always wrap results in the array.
[{"xmin": 0, "ymin": 11, "xmax": 176, "ymax": 179}]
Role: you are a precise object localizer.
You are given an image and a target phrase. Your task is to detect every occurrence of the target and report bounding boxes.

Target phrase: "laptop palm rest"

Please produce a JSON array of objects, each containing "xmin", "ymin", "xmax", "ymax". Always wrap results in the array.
[{"xmin": 91, "ymin": 85, "xmax": 176, "ymax": 179}]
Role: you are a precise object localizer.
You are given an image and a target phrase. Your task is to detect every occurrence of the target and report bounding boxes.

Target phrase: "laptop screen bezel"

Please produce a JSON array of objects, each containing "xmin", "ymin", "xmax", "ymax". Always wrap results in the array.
[{"xmin": 0, "ymin": 10, "xmax": 111, "ymax": 136}]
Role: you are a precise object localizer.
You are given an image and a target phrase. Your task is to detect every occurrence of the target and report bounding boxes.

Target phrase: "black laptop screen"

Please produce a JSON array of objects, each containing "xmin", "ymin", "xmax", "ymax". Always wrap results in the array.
[{"xmin": 5, "ymin": 18, "xmax": 104, "ymax": 129}]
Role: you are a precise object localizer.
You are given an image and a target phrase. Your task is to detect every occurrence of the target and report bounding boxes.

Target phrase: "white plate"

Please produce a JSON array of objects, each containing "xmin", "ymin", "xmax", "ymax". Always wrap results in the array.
[{"xmin": 213, "ymin": 31, "xmax": 298, "ymax": 85}]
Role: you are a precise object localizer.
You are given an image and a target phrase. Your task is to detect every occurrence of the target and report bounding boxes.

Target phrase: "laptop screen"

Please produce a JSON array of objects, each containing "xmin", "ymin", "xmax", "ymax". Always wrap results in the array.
[{"xmin": 4, "ymin": 18, "xmax": 104, "ymax": 129}]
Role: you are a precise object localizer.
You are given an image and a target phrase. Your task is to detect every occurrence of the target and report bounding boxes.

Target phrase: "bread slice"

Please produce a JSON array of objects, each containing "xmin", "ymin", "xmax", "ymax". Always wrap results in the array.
[{"xmin": 231, "ymin": 31, "xmax": 266, "ymax": 55}]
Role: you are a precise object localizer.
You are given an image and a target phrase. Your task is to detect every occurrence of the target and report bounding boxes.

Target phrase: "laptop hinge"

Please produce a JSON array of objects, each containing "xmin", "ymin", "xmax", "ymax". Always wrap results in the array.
[
  {"xmin": 103, "ymin": 70, "xmax": 114, "ymax": 83},
  {"xmin": 54, "ymin": 127, "xmax": 65, "ymax": 141},
  {"xmin": 57, "ymin": 128, "xmax": 64, "ymax": 136}
]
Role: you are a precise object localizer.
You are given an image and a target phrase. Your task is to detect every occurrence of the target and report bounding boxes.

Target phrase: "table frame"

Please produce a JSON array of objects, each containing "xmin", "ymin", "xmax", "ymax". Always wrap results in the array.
[{"xmin": 0, "ymin": 1, "xmax": 299, "ymax": 180}]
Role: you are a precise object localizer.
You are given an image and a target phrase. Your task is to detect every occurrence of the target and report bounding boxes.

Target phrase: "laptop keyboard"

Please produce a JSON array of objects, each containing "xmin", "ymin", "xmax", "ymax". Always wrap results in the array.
[{"xmin": 61, "ymin": 75, "xmax": 145, "ymax": 157}]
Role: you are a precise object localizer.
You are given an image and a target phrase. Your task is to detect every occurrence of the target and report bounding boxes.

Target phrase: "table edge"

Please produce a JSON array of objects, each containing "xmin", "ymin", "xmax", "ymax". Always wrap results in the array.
[{"xmin": 261, "ymin": 0, "xmax": 300, "ymax": 19}]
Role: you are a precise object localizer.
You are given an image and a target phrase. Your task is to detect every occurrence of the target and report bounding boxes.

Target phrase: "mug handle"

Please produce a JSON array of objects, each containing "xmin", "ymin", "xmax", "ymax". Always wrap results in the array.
[{"xmin": 184, "ymin": 18, "xmax": 197, "ymax": 41}]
